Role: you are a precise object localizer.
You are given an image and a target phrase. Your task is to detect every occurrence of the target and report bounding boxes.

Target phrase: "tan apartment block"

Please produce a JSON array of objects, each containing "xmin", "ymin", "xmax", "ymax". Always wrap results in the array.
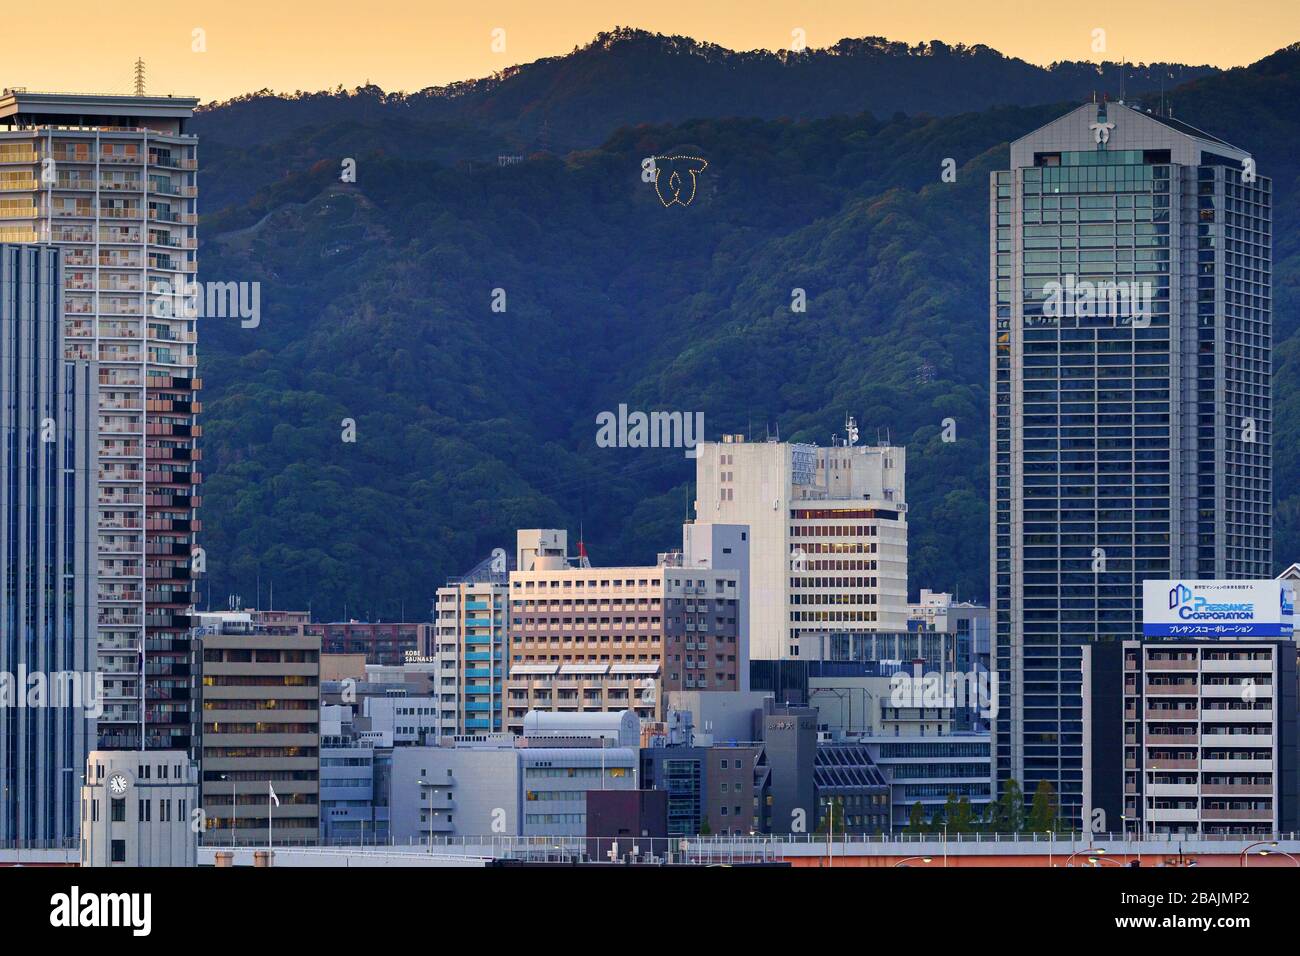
[
  {"xmin": 199, "ymin": 632, "xmax": 321, "ymax": 845},
  {"xmin": 507, "ymin": 555, "xmax": 741, "ymax": 730}
]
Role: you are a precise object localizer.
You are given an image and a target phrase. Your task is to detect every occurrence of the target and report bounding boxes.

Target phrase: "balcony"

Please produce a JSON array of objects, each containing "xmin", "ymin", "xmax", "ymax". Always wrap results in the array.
[
  {"xmin": 1202, "ymin": 658, "xmax": 1272, "ymax": 673},
  {"xmin": 1145, "ymin": 782, "xmax": 1198, "ymax": 797},
  {"xmin": 1202, "ymin": 683, "xmax": 1272, "ymax": 698},
  {"xmin": 1144, "ymin": 758, "xmax": 1197, "ymax": 770},
  {"xmin": 1147, "ymin": 807, "xmax": 1200, "ymax": 822},
  {"xmin": 1202, "ymin": 784, "xmax": 1272, "ymax": 796},
  {"xmin": 1202, "ymin": 733, "xmax": 1273, "ymax": 747},
  {"xmin": 1203, "ymin": 758, "xmax": 1273, "ymax": 772},
  {"xmin": 1202, "ymin": 807, "xmax": 1272, "ymax": 820},
  {"xmin": 1202, "ymin": 707, "xmax": 1274, "ymax": 721},
  {"xmin": 98, "ymin": 614, "xmax": 142, "ymax": 627},
  {"xmin": 1146, "ymin": 708, "xmax": 1198, "ymax": 721}
]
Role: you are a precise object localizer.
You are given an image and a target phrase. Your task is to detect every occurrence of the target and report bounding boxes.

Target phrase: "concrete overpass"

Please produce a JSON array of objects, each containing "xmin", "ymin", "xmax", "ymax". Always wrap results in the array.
[{"xmin": 6, "ymin": 833, "xmax": 1299, "ymax": 867}]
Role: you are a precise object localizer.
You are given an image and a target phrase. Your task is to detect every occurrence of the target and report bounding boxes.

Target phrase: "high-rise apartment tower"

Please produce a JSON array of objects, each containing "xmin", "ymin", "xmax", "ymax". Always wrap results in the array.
[
  {"xmin": 0, "ymin": 91, "xmax": 201, "ymax": 752},
  {"xmin": 991, "ymin": 101, "xmax": 1271, "ymax": 822}
]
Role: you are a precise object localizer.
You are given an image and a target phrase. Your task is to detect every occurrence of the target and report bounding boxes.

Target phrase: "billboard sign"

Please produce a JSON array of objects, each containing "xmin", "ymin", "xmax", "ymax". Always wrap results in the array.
[{"xmin": 1142, "ymin": 579, "xmax": 1295, "ymax": 638}]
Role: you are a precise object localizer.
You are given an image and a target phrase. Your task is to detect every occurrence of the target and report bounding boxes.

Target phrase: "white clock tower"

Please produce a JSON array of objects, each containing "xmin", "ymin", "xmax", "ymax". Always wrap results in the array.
[{"xmin": 80, "ymin": 751, "xmax": 198, "ymax": 867}]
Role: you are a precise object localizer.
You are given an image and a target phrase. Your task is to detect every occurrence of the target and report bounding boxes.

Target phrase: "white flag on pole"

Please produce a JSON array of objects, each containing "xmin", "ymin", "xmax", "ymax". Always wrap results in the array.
[{"xmin": 269, "ymin": 783, "xmax": 280, "ymax": 807}]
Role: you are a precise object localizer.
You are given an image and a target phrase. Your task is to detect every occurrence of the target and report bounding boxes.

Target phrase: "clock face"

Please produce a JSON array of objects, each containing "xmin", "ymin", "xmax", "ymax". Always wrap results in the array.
[{"xmin": 108, "ymin": 772, "xmax": 129, "ymax": 795}]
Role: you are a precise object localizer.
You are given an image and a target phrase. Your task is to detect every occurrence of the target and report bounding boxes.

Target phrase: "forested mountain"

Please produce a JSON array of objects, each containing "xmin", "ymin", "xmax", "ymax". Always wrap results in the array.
[
  {"xmin": 191, "ymin": 33, "xmax": 1300, "ymax": 621},
  {"xmin": 192, "ymin": 28, "xmax": 1214, "ymax": 211}
]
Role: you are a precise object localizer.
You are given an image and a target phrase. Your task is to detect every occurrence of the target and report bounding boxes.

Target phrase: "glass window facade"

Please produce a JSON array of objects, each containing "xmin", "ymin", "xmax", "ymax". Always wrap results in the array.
[{"xmin": 991, "ymin": 105, "xmax": 1273, "ymax": 825}]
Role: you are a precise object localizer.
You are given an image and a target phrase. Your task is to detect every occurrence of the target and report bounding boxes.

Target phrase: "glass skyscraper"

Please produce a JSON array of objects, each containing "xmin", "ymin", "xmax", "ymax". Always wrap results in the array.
[
  {"xmin": 990, "ymin": 101, "xmax": 1272, "ymax": 824},
  {"xmin": 0, "ymin": 243, "xmax": 98, "ymax": 846}
]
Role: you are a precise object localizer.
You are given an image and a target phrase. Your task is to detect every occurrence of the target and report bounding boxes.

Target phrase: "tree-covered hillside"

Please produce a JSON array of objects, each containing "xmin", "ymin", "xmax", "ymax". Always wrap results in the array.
[
  {"xmin": 192, "ymin": 39, "xmax": 1300, "ymax": 621},
  {"xmin": 192, "ymin": 28, "xmax": 1215, "ymax": 212}
]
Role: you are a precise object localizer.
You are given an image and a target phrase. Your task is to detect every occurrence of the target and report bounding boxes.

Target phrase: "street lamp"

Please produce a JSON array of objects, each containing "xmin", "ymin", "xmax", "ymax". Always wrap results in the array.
[
  {"xmin": 893, "ymin": 856, "xmax": 933, "ymax": 868},
  {"xmin": 220, "ymin": 773, "xmax": 236, "ymax": 848},
  {"xmin": 1121, "ymin": 814, "xmax": 1140, "ymax": 866},
  {"xmin": 1065, "ymin": 847, "xmax": 1106, "ymax": 867},
  {"xmin": 60, "ymin": 768, "xmax": 85, "ymax": 851},
  {"xmin": 417, "ymin": 779, "xmax": 432, "ymax": 852},
  {"xmin": 1240, "ymin": 840, "xmax": 1279, "ymax": 867}
]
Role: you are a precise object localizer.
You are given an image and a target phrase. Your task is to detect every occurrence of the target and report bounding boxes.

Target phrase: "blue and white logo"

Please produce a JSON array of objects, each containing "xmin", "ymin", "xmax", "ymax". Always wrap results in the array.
[{"xmin": 1144, "ymin": 580, "xmax": 1293, "ymax": 638}]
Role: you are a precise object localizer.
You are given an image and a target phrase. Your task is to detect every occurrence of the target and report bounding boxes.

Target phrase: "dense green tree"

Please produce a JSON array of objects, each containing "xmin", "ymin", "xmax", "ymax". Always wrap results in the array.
[
  {"xmin": 1026, "ymin": 780, "xmax": 1060, "ymax": 834},
  {"xmin": 816, "ymin": 797, "xmax": 846, "ymax": 834},
  {"xmin": 989, "ymin": 779, "xmax": 1025, "ymax": 834},
  {"xmin": 905, "ymin": 801, "xmax": 928, "ymax": 835},
  {"xmin": 943, "ymin": 793, "xmax": 976, "ymax": 834}
]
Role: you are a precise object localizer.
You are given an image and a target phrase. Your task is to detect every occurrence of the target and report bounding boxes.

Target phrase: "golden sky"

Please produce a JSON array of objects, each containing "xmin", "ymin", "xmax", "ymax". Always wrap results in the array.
[{"xmin": 4, "ymin": 0, "xmax": 1295, "ymax": 103}]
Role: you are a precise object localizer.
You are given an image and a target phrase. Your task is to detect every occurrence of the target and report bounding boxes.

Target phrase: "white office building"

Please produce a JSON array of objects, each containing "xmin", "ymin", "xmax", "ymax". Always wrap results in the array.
[
  {"xmin": 694, "ymin": 434, "xmax": 908, "ymax": 660},
  {"xmin": 389, "ymin": 711, "xmax": 639, "ymax": 841}
]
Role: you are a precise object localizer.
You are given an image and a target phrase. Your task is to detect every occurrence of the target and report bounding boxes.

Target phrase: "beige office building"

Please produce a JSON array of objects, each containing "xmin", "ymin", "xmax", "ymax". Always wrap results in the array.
[
  {"xmin": 507, "ymin": 530, "xmax": 742, "ymax": 730},
  {"xmin": 505, "ymin": 662, "xmax": 660, "ymax": 734},
  {"xmin": 197, "ymin": 613, "xmax": 321, "ymax": 845}
]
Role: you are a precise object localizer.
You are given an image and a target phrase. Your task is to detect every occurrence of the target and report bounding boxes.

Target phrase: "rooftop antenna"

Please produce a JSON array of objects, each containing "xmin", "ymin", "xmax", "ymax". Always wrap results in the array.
[
  {"xmin": 133, "ymin": 58, "xmax": 146, "ymax": 96},
  {"xmin": 844, "ymin": 414, "xmax": 859, "ymax": 448}
]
